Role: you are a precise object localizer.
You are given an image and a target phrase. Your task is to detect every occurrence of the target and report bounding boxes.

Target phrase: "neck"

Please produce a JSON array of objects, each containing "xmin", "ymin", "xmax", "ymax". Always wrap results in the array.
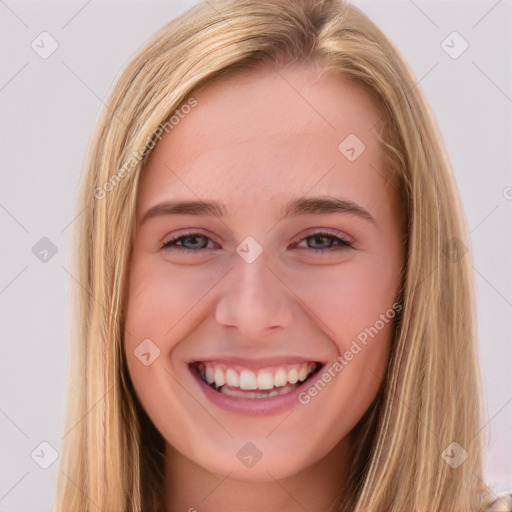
[{"xmin": 164, "ymin": 435, "xmax": 353, "ymax": 512}]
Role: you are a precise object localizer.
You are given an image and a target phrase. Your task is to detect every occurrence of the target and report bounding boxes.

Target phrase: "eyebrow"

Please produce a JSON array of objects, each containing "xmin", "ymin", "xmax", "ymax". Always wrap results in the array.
[{"xmin": 140, "ymin": 196, "xmax": 376, "ymax": 225}]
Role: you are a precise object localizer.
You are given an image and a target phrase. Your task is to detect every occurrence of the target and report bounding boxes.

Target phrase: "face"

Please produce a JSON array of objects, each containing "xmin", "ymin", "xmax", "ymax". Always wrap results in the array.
[{"xmin": 124, "ymin": 61, "xmax": 404, "ymax": 482}]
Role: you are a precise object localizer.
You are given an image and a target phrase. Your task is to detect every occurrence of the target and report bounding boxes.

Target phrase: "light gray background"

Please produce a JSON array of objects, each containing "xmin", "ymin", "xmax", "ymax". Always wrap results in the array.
[{"xmin": 1, "ymin": 0, "xmax": 511, "ymax": 510}]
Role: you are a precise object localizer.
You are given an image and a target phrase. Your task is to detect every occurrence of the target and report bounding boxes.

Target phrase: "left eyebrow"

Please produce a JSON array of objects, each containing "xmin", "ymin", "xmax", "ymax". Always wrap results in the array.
[
  {"xmin": 280, "ymin": 196, "xmax": 376, "ymax": 225},
  {"xmin": 139, "ymin": 195, "xmax": 376, "ymax": 226}
]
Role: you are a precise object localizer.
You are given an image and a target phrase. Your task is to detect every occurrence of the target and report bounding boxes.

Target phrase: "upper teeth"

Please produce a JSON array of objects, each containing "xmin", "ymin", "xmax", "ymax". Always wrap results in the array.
[{"xmin": 198, "ymin": 362, "xmax": 317, "ymax": 390}]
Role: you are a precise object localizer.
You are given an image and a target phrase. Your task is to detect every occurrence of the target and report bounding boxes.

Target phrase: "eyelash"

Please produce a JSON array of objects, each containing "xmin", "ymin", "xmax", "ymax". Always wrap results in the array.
[{"xmin": 161, "ymin": 230, "xmax": 354, "ymax": 254}]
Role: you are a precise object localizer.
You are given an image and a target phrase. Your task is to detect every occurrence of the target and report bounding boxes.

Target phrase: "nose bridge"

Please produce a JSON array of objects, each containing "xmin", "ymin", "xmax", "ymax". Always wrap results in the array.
[{"xmin": 214, "ymin": 249, "xmax": 292, "ymax": 337}]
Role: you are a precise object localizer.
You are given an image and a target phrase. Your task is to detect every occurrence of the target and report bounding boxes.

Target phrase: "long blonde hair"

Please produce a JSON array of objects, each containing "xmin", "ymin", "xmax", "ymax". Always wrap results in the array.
[{"xmin": 54, "ymin": 1, "xmax": 489, "ymax": 510}]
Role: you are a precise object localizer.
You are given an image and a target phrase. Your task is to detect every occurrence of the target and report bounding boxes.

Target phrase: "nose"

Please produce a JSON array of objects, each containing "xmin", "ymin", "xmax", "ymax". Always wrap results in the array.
[{"xmin": 214, "ymin": 252, "xmax": 293, "ymax": 340}]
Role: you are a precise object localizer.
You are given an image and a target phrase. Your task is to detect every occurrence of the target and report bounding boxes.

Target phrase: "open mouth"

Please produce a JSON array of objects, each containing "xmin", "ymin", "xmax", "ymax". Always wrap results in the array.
[{"xmin": 191, "ymin": 361, "xmax": 322, "ymax": 399}]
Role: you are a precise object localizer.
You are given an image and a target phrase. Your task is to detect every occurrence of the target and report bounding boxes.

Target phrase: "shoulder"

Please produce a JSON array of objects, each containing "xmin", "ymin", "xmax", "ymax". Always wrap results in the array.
[{"xmin": 481, "ymin": 493, "xmax": 512, "ymax": 512}]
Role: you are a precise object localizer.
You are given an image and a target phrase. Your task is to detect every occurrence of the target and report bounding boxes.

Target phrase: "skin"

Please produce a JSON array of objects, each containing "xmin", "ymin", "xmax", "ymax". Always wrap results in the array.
[{"xmin": 124, "ymin": 60, "xmax": 405, "ymax": 512}]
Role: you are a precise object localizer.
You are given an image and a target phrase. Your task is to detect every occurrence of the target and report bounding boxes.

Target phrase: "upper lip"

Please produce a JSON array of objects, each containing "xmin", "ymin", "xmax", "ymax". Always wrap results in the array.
[{"xmin": 188, "ymin": 356, "xmax": 325, "ymax": 370}]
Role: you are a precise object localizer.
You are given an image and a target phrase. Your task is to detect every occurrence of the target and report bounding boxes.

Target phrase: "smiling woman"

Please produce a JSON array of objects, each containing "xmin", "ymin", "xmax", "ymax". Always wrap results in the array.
[
  {"xmin": 125, "ymin": 66, "xmax": 405, "ymax": 508},
  {"xmin": 53, "ymin": 1, "xmax": 508, "ymax": 512}
]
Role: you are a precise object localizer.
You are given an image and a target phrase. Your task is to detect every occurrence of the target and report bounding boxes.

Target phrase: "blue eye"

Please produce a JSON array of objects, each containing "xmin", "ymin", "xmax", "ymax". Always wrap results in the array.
[
  {"xmin": 162, "ymin": 232, "xmax": 212, "ymax": 251},
  {"xmin": 295, "ymin": 231, "xmax": 354, "ymax": 252},
  {"xmin": 161, "ymin": 231, "xmax": 353, "ymax": 253}
]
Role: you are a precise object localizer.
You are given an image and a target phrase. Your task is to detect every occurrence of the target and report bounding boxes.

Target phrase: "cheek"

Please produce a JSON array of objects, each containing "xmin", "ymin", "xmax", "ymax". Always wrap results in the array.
[
  {"xmin": 293, "ymin": 259, "xmax": 398, "ymax": 447},
  {"xmin": 123, "ymin": 257, "xmax": 210, "ymax": 454},
  {"xmin": 287, "ymin": 253, "xmax": 401, "ymax": 347},
  {"xmin": 123, "ymin": 258, "xmax": 195, "ymax": 410},
  {"xmin": 124, "ymin": 255, "xmax": 224, "ymax": 341},
  {"xmin": 284, "ymin": 250, "xmax": 400, "ymax": 417},
  {"xmin": 122, "ymin": 256, "xmax": 231, "ymax": 432}
]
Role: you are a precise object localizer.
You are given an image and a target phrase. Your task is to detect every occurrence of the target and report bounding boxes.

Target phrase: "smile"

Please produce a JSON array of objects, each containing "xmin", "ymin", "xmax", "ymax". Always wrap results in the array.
[{"xmin": 191, "ymin": 360, "xmax": 321, "ymax": 399}]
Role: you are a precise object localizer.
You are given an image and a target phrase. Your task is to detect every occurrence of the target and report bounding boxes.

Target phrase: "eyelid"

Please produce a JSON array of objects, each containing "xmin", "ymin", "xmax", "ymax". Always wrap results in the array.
[
  {"xmin": 161, "ymin": 226, "xmax": 220, "ymax": 243},
  {"xmin": 161, "ymin": 227, "xmax": 355, "ymax": 253},
  {"xmin": 292, "ymin": 227, "xmax": 353, "ymax": 245},
  {"xmin": 161, "ymin": 230, "xmax": 218, "ymax": 250},
  {"xmin": 161, "ymin": 227, "xmax": 353, "ymax": 243}
]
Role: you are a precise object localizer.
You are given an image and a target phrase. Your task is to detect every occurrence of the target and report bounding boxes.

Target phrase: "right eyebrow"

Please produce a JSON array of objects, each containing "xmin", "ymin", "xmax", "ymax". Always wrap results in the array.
[{"xmin": 140, "ymin": 200, "xmax": 228, "ymax": 225}]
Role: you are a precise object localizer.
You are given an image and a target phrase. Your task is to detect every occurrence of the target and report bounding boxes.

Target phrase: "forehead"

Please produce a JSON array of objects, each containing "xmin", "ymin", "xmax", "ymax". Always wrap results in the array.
[{"xmin": 137, "ymin": 62, "xmax": 388, "ymax": 218}]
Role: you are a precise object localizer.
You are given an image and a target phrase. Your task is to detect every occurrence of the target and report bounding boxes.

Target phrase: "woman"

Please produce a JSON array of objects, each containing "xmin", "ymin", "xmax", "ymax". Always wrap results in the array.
[{"xmin": 54, "ymin": 0, "xmax": 510, "ymax": 510}]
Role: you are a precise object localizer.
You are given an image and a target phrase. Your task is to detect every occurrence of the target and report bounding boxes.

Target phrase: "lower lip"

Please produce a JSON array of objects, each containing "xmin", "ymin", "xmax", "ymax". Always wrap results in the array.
[{"xmin": 190, "ymin": 367, "xmax": 321, "ymax": 416}]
